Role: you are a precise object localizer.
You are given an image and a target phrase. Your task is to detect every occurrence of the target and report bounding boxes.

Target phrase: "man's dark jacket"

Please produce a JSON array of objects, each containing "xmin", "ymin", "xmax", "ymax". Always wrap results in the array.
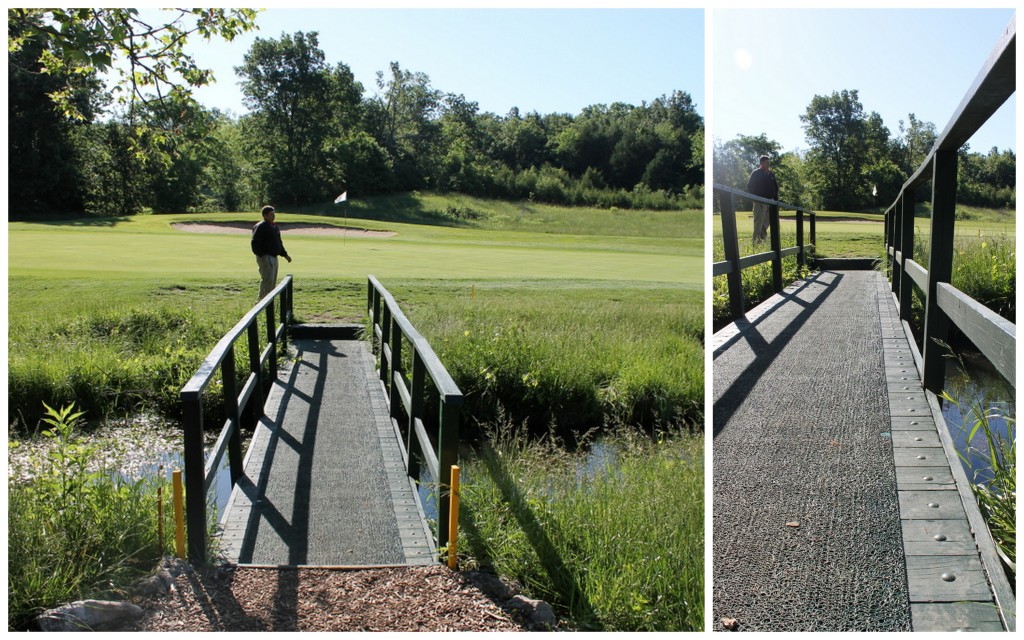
[
  {"xmin": 251, "ymin": 221, "xmax": 289, "ymax": 258},
  {"xmin": 746, "ymin": 168, "xmax": 779, "ymax": 200}
]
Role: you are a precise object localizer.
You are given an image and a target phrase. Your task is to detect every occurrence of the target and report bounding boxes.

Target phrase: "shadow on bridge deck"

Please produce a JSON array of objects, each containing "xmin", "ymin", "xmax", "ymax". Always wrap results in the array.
[{"xmin": 216, "ymin": 337, "xmax": 435, "ymax": 568}]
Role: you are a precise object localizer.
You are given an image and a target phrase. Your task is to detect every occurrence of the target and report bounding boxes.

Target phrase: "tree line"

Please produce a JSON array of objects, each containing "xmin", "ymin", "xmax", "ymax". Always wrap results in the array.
[
  {"xmin": 714, "ymin": 89, "xmax": 1015, "ymax": 213},
  {"xmin": 9, "ymin": 13, "xmax": 703, "ymax": 217}
]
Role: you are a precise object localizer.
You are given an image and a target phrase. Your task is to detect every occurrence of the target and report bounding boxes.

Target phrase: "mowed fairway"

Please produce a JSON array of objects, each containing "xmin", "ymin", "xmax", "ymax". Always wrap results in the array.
[{"xmin": 10, "ymin": 212, "xmax": 699, "ymax": 285}]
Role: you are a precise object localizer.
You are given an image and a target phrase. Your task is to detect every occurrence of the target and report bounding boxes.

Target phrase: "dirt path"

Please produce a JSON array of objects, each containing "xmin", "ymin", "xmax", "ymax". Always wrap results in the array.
[{"xmin": 131, "ymin": 564, "xmax": 530, "ymax": 632}]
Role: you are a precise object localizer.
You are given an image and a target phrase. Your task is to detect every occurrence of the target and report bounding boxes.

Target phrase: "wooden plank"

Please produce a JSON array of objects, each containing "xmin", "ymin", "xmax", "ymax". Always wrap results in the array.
[
  {"xmin": 898, "ymin": 489, "xmax": 966, "ymax": 520},
  {"xmin": 936, "ymin": 282, "xmax": 1015, "ymax": 388},
  {"xmin": 738, "ymin": 251, "xmax": 773, "ymax": 270},
  {"xmin": 906, "ymin": 555, "xmax": 994, "ymax": 602},
  {"xmin": 911, "ymin": 602, "xmax": 1003, "ymax": 631},
  {"xmin": 895, "ymin": 465, "xmax": 956, "ymax": 491},
  {"xmin": 712, "ymin": 259, "xmax": 733, "ymax": 276},
  {"xmin": 904, "ymin": 258, "xmax": 928, "ymax": 294},
  {"xmin": 891, "ymin": 429, "xmax": 941, "ymax": 448},
  {"xmin": 894, "ymin": 447, "xmax": 949, "ymax": 467},
  {"xmin": 902, "ymin": 519, "xmax": 980, "ymax": 556},
  {"xmin": 890, "ymin": 415, "xmax": 937, "ymax": 431}
]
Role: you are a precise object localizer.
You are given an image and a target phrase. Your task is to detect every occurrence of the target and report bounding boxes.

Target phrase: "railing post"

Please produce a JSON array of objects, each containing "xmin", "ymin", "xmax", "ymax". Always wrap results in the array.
[
  {"xmin": 181, "ymin": 392, "xmax": 207, "ymax": 564},
  {"xmin": 809, "ymin": 213, "xmax": 816, "ymax": 248},
  {"xmin": 265, "ymin": 299, "xmax": 277, "ymax": 378},
  {"xmin": 283, "ymin": 276, "xmax": 293, "ymax": 344},
  {"xmin": 888, "ymin": 199, "xmax": 905, "ymax": 299},
  {"xmin": 796, "ymin": 209, "xmax": 805, "ymax": 270},
  {"xmin": 389, "ymin": 319, "xmax": 404, "ymax": 420},
  {"xmin": 898, "ymin": 191, "xmax": 916, "ymax": 322},
  {"xmin": 435, "ymin": 398, "xmax": 461, "ymax": 551},
  {"xmin": 247, "ymin": 323, "xmax": 264, "ymax": 421},
  {"xmin": 221, "ymin": 347, "xmax": 243, "ymax": 485},
  {"xmin": 407, "ymin": 352, "xmax": 426, "ymax": 478},
  {"xmin": 922, "ymin": 149, "xmax": 958, "ymax": 394},
  {"xmin": 718, "ymin": 192, "xmax": 744, "ymax": 320},
  {"xmin": 380, "ymin": 305, "xmax": 392, "ymax": 389},
  {"xmin": 768, "ymin": 203, "xmax": 783, "ymax": 293}
]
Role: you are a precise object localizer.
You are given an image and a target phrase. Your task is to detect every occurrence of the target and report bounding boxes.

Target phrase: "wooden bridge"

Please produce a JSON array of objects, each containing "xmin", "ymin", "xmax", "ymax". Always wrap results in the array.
[
  {"xmin": 179, "ymin": 276, "xmax": 461, "ymax": 570},
  {"xmin": 712, "ymin": 16, "xmax": 1015, "ymax": 632}
]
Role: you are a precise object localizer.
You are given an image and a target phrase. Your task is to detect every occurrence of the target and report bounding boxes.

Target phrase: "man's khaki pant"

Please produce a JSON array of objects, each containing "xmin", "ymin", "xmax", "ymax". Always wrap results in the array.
[
  {"xmin": 257, "ymin": 254, "xmax": 278, "ymax": 300},
  {"xmin": 752, "ymin": 202, "xmax": 770, "ymax": 244}
]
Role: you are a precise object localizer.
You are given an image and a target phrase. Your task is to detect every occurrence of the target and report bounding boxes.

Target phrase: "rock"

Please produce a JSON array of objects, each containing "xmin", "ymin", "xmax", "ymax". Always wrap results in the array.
[
  {"xmin": 721, "ymin": 616, "xmax": 740, "ymax": 631},
  {"xmin": 465, "ymin": 571, "xmax": 516, "ymax": 601},
  {"xmin": 133, "ymin": 572, "xmax": 172, "ymax": 598},
  {"xmin": 37, "ymin": 600, "xmax": 144, "ymax": 631},
  {"xmin": 505, "ymin": 595, "xmax": 557, "ymax": 628},
  {"xmin": 133, "ymin": 556, "xmax": 192, "ymax": 598}
]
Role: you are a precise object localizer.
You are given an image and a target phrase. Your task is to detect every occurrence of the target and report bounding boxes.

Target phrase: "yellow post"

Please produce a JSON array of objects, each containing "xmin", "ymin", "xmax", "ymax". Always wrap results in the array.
[
  {"xmin": 447, "ymin": 465, "xmax": 461, "ymax": 570},
  {"xmin": 172, "ymin": 470, "xmax": 186, "ymax": 559},
  {"xmin": 157, "ymin": 484, "xmax": 164, "ymax": 553}
]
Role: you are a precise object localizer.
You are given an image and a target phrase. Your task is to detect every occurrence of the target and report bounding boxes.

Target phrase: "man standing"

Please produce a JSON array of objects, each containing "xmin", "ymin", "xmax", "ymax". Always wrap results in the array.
[
  {"xmin": 746, "ymin": 155, "xmax": 779, "ymax": 244},
  {"xmin": 251, "ymin": 205, "xmax": 292, "ymax": 300}
]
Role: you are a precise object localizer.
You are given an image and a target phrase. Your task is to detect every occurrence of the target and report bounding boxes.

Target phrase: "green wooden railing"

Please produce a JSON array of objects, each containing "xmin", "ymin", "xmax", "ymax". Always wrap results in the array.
[
  {"xmin": 713, "ymin": 183, "xmax": 816, "ymax": 321},
  {"xmin": 180, "ymin": 276, "xmax": 293, "ymax": 564},
  {"xmin": 367, "ymin": 275, "xmax": 463, "ymax": 551},
  {"xmin": 883, "ymin": 14, "xmax": 1015, "ymax": 631},
  {"xmin": 884, "ymin": 15, "xmax": 1016, "ymax": 395}
]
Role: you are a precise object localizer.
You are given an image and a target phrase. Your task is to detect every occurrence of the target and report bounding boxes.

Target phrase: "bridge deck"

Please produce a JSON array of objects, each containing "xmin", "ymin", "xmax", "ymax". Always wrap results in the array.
[
  {"xmin": 712, "ymin": 270, "xmax": 1003, "ymax": 632},
  {"xmin": 216, "ymin": 338, "xmax": 435, "ymax": 567}
]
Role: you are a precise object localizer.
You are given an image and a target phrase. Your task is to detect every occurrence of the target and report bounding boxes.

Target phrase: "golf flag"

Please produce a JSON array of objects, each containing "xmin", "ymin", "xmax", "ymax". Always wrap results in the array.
[{"xmin": 334, "ymin": 191, "xmax": 348, "ymax": 204}]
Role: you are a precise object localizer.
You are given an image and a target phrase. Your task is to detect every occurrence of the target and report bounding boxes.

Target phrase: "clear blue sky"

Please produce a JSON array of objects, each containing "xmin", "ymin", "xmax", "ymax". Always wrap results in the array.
[
  {"xmin": 712, "ymin": 8, "xmax": 1016, "ymax": 154},
  {"xmin": 178, "ymin": 8, "xmax": 705, "ymax": 119}
]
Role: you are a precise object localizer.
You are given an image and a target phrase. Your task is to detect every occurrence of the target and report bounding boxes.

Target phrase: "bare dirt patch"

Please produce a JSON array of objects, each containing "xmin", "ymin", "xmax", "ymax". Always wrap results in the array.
[
  {"xmin": 130, "ymin": 564, "xmax": 529, "ymax": 632},
  {"xmin": 172, "ymin": 221, "xmax": 395, "ymax": 237}
]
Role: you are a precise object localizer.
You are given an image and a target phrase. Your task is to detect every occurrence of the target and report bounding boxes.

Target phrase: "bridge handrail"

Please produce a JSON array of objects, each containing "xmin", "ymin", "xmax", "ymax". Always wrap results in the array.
[
  {"xmin": 883, "ymin": 14, "xmax": 1015, "ymax": 392},
  {"xmin": 180, "ymin": 275, "xmax": 294, "ymax": 564},
  {"xmin": 367, "ymin": 275, "xmax": 463, "ymax": 551},
  {"xmin": 882, "ymin": 14, "xmax": 1015, "ymax": 631},
  {"xmin": 713, "ymin": 182, "xmax": 816, "ymax": 320}
]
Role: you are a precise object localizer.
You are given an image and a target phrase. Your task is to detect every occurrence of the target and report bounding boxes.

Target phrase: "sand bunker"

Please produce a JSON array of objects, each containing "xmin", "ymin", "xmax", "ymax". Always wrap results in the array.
[{"xmin": 172, "ymin": 221, "xmax": 395, "ymax": 237}]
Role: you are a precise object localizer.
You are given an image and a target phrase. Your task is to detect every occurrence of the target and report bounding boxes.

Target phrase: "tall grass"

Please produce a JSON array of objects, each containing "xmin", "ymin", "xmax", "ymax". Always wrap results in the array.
[
  {"xmin": 951, "ymin": 233, "xmax": 1015, "ymax": 322},
  {"xmin": 711, "ymin": 231, "xmax": 812, "ymax": 328},
  {"xmin": 7, "ymin": 404, "xmax": 176, "ymax": 630},
  {"xmin": 457, "ymin": 418, "xmax": 703, "ymax": 631},
  {"xmin": 387, "ymin": 281, "xmax": 704, "ymax": 434},
  {"xmin": 942, "ymin": 391, "xmax": 1016, "ymax": 579},
  {"xmin": 8, "ymin": 302, "xmax": 247, "ymax": 434}
]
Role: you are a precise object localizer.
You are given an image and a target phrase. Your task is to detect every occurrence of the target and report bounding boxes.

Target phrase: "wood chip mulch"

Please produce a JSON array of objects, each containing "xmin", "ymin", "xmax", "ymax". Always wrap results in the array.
[{"xmin": 129, "ymin": 564, "xmax": 528, "ymax": 632}]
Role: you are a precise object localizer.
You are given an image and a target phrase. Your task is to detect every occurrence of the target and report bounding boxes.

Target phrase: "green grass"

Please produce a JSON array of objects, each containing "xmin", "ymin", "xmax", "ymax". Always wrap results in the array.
[
  {"xmin": 458, "ymin": 421, "xmax": 703, "ymax": 631},
  {"xmin": 942, "ymin": 391, "xmax": 1016, "ymax": 578},
  {"xmin": 10, "ymin": 196, "xmax": 700, "ymax": 432},
  {"xmin": 9, "ymin": 192, "xmax": 703, "ymax": 630},
  {"xmin": 711, "ymin": 206, "xmax": 1015, "ymax": 326},
  {"xmin": 7, "ymin": 404, "xmax": 177, "ymax": 630},
  {"xmin": 384, "ymin": 279, "xmax": 703, "ymax": 433}
]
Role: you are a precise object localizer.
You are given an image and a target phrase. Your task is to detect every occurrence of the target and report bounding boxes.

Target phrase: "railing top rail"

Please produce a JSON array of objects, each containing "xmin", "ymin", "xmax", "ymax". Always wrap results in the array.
[
  {"xmin": 713, "ymin": 182, "xmax": 816, "ymax": 215},
  {"xmin": 892, "ymin": 14, "xmax": 1015, "ymax": 204},
  {"xmin": 368, "ymin": 275, "xmax": 464, "ymax": 405},
  {"xmin": 181, "ymin": 275, "xmax": 292, "ymax": 398}
]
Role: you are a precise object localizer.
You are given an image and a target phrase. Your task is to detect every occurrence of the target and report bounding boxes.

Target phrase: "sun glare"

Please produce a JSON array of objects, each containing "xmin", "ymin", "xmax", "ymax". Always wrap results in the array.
[{"xmin": 734, "ymin": 48, "xmax": 753, "ymax": 70}]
